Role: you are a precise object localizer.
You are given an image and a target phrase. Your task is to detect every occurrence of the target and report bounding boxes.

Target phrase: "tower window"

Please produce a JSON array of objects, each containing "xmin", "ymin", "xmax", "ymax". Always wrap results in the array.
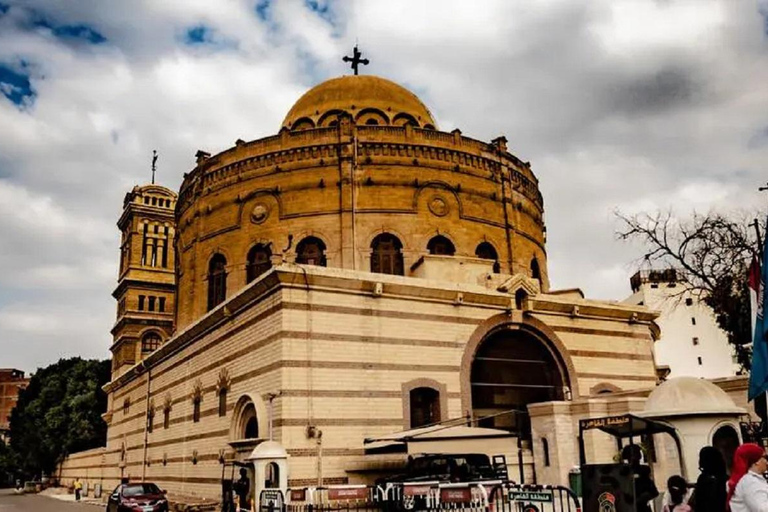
[
  {"xmin": 698, "ymin": 356, "xmax": 703, "ymax": 365},
  {"xmin": 246, "ymin": 244, "xmax": 273, "ymax": 283},
  {"xmin": 148, "ymin": 296, "xmax": 156, "ymax": 312},
  {"xmin": 163, "ymin": 406, "xmax": 170, "ymax": 429},
  {"xmin": 296, "ymin": 237, "xmax": 327, "ymax": 266},
  {"xmin": 685, "ymin": 298, "xmax": 693, "ymax": 306},
  {"xmin": 141, "ymin": 332, "xmax": 162, "ymax": 354},
  {"xmin": 141, "ymin": 223, "xmax": 149, "ymax": 265},
  {"xmin": 138, "ymin": 295, "xmax": 146, "ymax": 311},
  {"xmin": 207, "ymin": 254, "xmax": 228, "ymax": 311},
  {"xmin": 692, "ymin": 337, "xmax": 699, "ymax": 346},
  {"xmin": 542, "ymin": 438, "xmax": 550, "ymax": 467},
  {"xmin": 427, "ymin": 235, "xmax": 455, "ymax": 256},
  {"xmin": 159, "ymin": 297, "xmax": 166, "ymax": 312},
  {"xmin": 161, "ymin": 226, "xmax": 169, "ymax": 268},
  {"xmin": 691, "ymin": 317, "xmax": 696, "ymax": 326},
  {"xmin": 371, "ymin": 233, "xmax": 404, "ymax": 275}
]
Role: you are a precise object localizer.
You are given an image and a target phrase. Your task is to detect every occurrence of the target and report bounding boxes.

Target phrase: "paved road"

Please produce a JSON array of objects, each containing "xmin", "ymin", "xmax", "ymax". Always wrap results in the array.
[{"xmin": 0, "ymin": 489, "xmax": 100, "ymax": 511}]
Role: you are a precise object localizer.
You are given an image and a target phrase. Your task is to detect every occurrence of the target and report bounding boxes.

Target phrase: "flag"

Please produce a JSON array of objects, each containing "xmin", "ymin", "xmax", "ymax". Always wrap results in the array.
[{"xmin": 749, "ymin": 226, "xmax": 768, "ymax": 401}]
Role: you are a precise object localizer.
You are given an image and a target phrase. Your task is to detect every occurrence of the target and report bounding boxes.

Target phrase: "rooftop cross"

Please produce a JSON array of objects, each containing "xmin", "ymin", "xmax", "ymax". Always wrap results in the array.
[
  {"xmin": 151, "ymin": 150, "xmax": 158, "ymax": 184},
  {"xmin": 342, "ymin": 45, "xmax": 369, "ymax": 75}
]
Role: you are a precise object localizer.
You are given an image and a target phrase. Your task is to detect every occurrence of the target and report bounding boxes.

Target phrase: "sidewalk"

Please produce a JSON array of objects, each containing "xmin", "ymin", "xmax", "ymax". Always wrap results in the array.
[{"xmin": 40, "ymin": 488, "xmax": 103, "ymax": 506}]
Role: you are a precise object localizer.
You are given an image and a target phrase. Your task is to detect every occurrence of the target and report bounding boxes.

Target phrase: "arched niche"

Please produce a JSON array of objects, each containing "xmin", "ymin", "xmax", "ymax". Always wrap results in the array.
[{"xmin": 230, "ymin": 394, "xmax": 269, "ymax": 443}]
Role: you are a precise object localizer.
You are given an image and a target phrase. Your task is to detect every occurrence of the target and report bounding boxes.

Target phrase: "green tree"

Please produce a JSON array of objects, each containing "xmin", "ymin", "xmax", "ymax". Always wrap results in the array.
[
  {"xmin": 8, "ymin": 358, "xmax": 111, "ymax": 478},
  {"xmin": 616, "ymin": 210, "xmax": 762, "ymax": 370}
]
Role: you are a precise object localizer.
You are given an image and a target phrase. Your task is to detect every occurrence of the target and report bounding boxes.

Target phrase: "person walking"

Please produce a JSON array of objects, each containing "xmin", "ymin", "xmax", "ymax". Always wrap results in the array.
[
  {"xmin": 73, "ymin": 477, "xmax": 83, "ymax": 501},
  {"xmin": 691, "ymin": 446, "xmax": 727, "ymax": 512},
  {"xmin": 622, "ymin": 445, "xmax": 659, "ymax": 512},
  {"xmin": 728, "ymin": 443, "xmax": 768, "ymax": 512}
]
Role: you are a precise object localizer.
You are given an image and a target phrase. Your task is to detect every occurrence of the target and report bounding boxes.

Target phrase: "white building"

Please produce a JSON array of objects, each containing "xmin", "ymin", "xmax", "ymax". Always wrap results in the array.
[{"xmin": 624, "ymin": 269, "xmax": 739, "ymax": 379}]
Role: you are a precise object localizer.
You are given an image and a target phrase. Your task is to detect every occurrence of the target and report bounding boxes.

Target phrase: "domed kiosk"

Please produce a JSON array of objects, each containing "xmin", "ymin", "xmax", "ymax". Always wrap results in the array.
[
  {"xmin": 639, "ymin": 377, "xmax": 746, "ymax": 478},
  {"xmin": 248, "ymin": 441, "xmax": 289, "ymax": 502}
]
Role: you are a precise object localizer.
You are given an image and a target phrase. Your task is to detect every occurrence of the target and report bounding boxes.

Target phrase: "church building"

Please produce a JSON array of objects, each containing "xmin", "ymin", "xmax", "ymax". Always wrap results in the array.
[{"xmin": 60, "ymin": 70, "xmax": 670, "ymax": 499}]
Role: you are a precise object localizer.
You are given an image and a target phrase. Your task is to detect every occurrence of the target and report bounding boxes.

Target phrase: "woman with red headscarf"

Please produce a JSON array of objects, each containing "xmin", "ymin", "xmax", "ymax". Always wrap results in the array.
[{"xmin": 729, "ymin": 443, "xmax": 768, "ymax": 512}]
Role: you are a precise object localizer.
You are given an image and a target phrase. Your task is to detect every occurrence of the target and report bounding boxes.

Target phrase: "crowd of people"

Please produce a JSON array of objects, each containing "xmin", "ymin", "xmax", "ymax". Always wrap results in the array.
[{"xmin": 634, "ymin": 443, "xmax": 767, "ymax": 512}]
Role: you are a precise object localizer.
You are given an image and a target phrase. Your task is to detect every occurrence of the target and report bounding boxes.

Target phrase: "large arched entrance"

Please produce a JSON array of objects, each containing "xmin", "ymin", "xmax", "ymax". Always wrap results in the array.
[{"xmin": 470, "ymin": 328, "xmax": 567, "ymax": 439}]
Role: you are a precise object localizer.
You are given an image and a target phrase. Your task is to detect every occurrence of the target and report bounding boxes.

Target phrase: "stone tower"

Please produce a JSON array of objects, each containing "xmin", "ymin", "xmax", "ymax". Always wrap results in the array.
[{"xmin": 111, "ymin": 184, "xmax": 177, "ymax": 377}]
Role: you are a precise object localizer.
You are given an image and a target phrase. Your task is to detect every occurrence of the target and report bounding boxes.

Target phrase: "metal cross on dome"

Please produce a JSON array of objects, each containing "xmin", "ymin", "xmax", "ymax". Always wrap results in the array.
[{"xmin": 343, "ymin": 45, "xmax": 369, "ymax": 75}]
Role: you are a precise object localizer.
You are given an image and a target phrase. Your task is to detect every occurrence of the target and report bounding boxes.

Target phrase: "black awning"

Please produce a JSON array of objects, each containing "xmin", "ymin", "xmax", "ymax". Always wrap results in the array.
[{"xmin": 578, "ymin": 414, "xmax": 676, "ymax": 438}]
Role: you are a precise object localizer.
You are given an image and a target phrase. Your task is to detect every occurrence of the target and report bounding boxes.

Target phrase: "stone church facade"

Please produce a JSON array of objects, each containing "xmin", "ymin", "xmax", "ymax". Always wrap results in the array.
[{"xmin": 59, "ymin": 75, "xmax": 660, "ymax": 499}]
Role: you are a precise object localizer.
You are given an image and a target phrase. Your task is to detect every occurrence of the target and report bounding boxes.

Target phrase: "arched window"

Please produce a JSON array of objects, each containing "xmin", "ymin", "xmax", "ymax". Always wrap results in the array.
[
  {"xmin": 192, "ymin": 395, "xmax": 201, "ymax": 423},
  {"xmin": 371, "ymin": 233, "xmax": 404, "ymax": 275},
  {"xmin": 410, "ymin": 387, "xmax": 441, "ymax": 428},
  {"xmin": 207, "ymin": 254, "xmax": 227, "ymax": 310},
  {"xmin": 246, "ymin": 244, "xmax": 272, "ymax": 283},
  {"xmin": 531, "ymin": 258, "xmax": 541, "ymax": 280},
  {"xmin": 163, "ymin": 404, "xmax": 171, "ymax": 429},
  {"xmin": 427, "ymin": 235, "xmax": 455, "ymax": 256},
  {"xmin": 471, "ymin": 329, "xmax": 565, "ymax": 439},
  {"xmin": 475, "ymin": 242, "xmax": 500, "ymax": 273},
  {"xmin": 218, "ymin": 388, "xmax": 227, "ymax": 417},
  {"xmin": 265, "ymin": 462, "xmax": 280, "ymax": 489},
  {"xmin": 141, "ymin": 332, "xmax": 162, "ymax": 354},
  {"xmin": 296, "ymin": 237, "xmax": 327, "ymax": 266}
]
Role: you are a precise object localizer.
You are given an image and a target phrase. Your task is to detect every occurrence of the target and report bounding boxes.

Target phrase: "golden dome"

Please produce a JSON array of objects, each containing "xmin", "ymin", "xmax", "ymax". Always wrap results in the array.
[{"xmin": 282, "ymin": 75, "xmax": 437, "ymax": 131}]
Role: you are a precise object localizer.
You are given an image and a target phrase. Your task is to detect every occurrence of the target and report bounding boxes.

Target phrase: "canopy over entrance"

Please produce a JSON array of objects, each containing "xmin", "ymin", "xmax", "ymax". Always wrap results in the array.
[
  {"xmin": 578, "ymin": 413, "xmax": 685, "ymax": 477},
  {"xmin": 364, "ymin": 424, "xmax": 515, "ymax": 455}
]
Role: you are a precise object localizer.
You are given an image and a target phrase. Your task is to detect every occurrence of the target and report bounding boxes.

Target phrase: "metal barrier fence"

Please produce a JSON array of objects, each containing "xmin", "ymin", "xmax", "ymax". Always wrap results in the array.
[{"xmin": 275, "ymin": 481, "xmax": 580, "ymax": 512}]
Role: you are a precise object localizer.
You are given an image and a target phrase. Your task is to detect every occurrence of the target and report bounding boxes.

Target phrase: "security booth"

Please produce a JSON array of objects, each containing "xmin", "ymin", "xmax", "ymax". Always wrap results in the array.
[{"xmin": 578, "ymin": 414, "xmax": 684, "ymax": 512}]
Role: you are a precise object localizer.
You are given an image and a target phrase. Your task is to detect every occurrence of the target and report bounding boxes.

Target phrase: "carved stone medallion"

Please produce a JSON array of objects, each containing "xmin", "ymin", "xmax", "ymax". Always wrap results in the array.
[
  {"xmin": 428, "ymin": 196, "xmax": 449, "ymax": 217},
  {"xmin": 250, "ymin": 203, "xmax": 269, "ymax": 224}
]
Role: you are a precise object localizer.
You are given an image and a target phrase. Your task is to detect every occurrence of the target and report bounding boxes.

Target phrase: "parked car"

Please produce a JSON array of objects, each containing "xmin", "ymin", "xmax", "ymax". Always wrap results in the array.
[{"xmin": 106, "ymin": 482, "xmax": 168, "ymax": 512}]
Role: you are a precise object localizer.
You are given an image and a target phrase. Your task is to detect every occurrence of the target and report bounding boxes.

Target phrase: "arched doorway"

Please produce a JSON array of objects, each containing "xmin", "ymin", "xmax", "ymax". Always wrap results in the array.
[
  {"xmin": 470, "ymin": 329, "xmax": 566, "ymax": 439},
  {"xmin": 712, "ymin": 424, "xmax": 740, "ymax": 475}
]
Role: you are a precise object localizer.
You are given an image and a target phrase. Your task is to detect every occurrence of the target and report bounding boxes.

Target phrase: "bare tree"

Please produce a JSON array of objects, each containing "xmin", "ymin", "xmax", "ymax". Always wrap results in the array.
[{"xmin": 616, "ymin": 210, "xmax": 763, "ymax": 370}]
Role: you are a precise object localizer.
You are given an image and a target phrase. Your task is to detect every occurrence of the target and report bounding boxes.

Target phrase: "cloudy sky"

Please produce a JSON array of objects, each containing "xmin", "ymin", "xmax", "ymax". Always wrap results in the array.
[{"xmin": 1, "ymin": 0, "xmax": 767, "ymax": 373}]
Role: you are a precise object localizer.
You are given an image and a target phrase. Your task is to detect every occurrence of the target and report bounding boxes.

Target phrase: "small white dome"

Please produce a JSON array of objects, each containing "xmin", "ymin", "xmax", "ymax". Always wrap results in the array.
[
  {"xmin": 248, "ymin": 440, "xmax": 288, "ymax": 460},
  {"xmin": 642, "ymin": 377, "xmax": 745, "ymax": 418}
]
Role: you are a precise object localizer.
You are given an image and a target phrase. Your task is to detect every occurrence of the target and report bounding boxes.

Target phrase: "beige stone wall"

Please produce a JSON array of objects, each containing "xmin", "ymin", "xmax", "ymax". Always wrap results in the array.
[{"xmin": 71, "ymin": 266, "xmax": 658, "ymax": 500}]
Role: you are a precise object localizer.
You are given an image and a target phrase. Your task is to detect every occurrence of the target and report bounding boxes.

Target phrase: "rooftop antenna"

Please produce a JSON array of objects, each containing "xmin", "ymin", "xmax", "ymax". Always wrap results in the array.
[
  {"xmin": 342, "ymin": 44, "xmax": 369, "ymax": 76},
  {"xmin": 151, "ymin": 150, "xmax": 158, "ymax": 184}
]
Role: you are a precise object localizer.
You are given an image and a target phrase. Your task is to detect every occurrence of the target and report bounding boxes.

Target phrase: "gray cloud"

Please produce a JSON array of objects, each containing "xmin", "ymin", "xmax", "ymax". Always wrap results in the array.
[{"xmin": 1, "ymin": 0, "xmax": 767, "ymax": 373}]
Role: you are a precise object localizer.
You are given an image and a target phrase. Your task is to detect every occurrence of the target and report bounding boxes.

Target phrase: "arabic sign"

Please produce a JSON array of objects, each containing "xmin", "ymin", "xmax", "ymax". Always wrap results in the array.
[
  {"xmin": 289, "ymin": 489, "xmax": 306, "ymax": 502},
  {"xmin": 404, "ymin": 485, "xmax": 433, "ymax": 496},
  {"xmin": 580, "ymin": 416, "xmax": 630, "ymax": 430},
  {"xmin": 509, "ymin": 491, "xmax": 554, "ymax": 503},
  {"xmin": 440, "ymin": 488, "xmax": 473, "ymax": 503},
  {"xmin": 328, "ymin": 487, "xmax": 368, "ymax": 500}
]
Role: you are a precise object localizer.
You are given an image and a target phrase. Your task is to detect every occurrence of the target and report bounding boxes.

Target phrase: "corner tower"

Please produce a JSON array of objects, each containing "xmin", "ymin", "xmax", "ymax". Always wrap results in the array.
[{"xmin": 111, "ymin": 184, "xmax": 177, "ymax": 377}]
